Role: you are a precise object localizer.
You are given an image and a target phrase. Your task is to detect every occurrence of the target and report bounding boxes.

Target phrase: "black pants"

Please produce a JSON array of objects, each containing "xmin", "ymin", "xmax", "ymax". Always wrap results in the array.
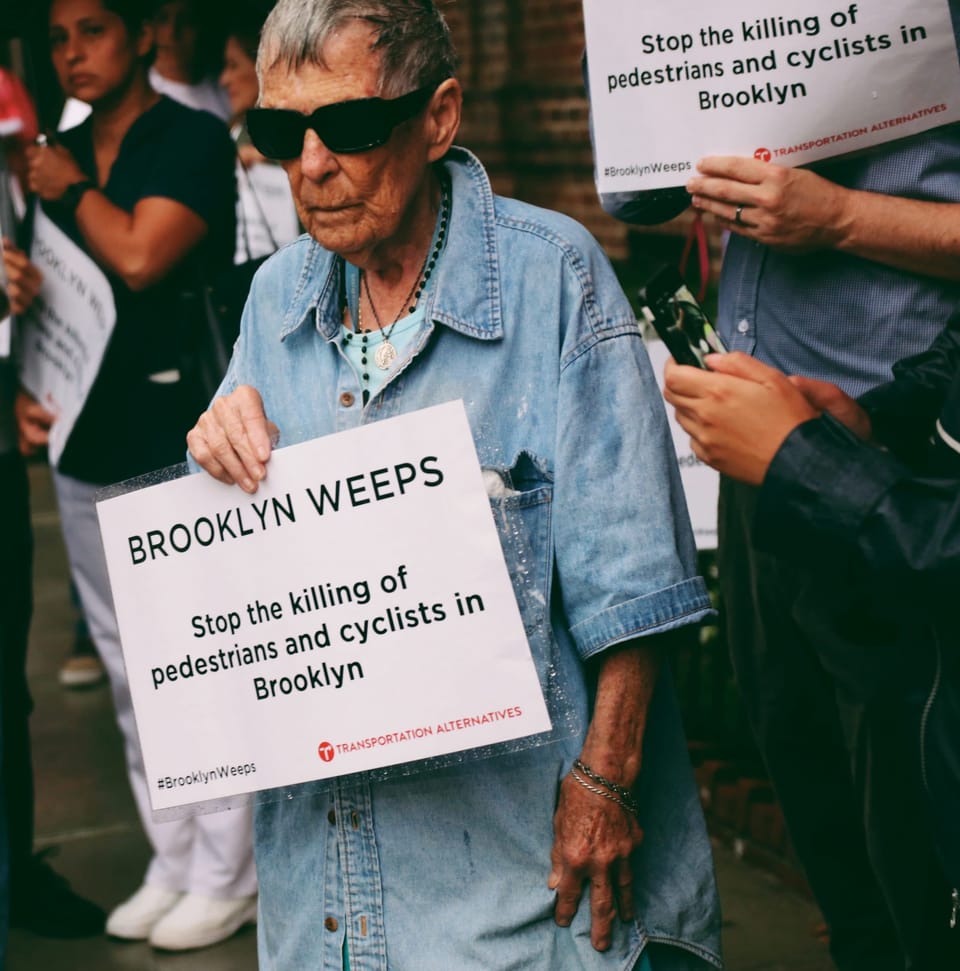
[
  {"xmin": 0, "ymin": 451, "xmax": 35, "ymax": 890},
  {"xmin": 718, "ymin": 476, "xmax": 958, "ymax": 971}
]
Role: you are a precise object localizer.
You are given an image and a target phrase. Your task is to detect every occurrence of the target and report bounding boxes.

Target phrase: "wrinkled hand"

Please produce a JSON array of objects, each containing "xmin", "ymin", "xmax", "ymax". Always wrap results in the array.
[
  {"xmin": 186, "ymin": 385, "xmax": 280, "ymax": 493},
  {"xmin": 26, "ymin": 143, "xmax": 87, "ymax": 202},
  {"xmin": 686, "ymin": 156, "xmax": 848, "ymax": 252},
  {"xmin": 788, "ymin": 375, "xmax": 872, "ymax": 440},
  {"xmin": 548, "ymin": 774, "xmax": 644, "ymax": 951},
  {"xmin": 15, "ymin": 390, "xmax": 54, "ymax": 457},
  {"xmin": 663, "ymin": 352, "xmax": 819, "ymax": 484},
  {"xmin": 2, "ymin": 239, "xmax": 43, "ymax": 315}
]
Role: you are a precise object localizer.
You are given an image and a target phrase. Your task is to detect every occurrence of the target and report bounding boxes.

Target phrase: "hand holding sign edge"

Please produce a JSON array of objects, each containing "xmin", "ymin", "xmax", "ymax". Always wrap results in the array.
[
  {"xmin": 686, "ymin": 155, "xmax": 849, "ymax": 252},
  {"xmin": 186, "ymin": 384, "xmax": 279, "ymax": 493}
]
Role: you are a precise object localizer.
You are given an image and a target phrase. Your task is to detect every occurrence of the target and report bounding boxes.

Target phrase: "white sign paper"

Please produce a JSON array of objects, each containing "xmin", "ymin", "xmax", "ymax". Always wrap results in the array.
[
  {"xmin": 646, "ymin": 339, "xmax": 718, "ymax": 549},
  {"xmin": 96, "ymin": 401, "xmax": 552, "ymax": 812},
  {"xmin": 585, "ymin": 0, "xmax": 960, "ymax": 191},
  {"xmin": 235, "ymin": 161, "xmax": 300, "ymax": 263},
  {"xmin": 19, "ymin": 209, "xmax": 116, "ymax": 465}
]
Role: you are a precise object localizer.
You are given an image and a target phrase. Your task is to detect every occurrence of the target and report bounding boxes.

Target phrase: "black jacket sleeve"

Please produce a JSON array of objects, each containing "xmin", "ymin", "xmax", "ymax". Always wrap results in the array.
[{"xmin": 756, "ymin": 414, "xmax": 960, "ymax": 595}]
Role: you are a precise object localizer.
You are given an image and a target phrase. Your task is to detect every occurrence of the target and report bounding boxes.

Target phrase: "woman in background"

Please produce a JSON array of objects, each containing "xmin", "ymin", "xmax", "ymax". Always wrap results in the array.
[
  {"xmin": 150, "ymin": 0, "xmax": 231, "ymax": 119},
  {"xmin": 219, "ymin": 1, "xmax": 299, "ymax": 262},
  {"xmin": 10, "ymin": 0, "xmax": 257, "ymax": 951}
]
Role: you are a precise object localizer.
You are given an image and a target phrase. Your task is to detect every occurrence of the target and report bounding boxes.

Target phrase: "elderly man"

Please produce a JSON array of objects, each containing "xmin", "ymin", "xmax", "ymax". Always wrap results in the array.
[{"xmin": 187, "ymin": 1, "xmax": 722, "ymax": 969}]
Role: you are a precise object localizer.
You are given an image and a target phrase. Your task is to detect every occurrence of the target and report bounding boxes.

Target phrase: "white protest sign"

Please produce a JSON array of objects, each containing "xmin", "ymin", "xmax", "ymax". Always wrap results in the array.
[
  {"xmin": 646, "ymin": 338, "xmax": 718, "ymax": 549},
  {"xmin": 585, "ymin": 0, "xmax": 960, "ymax": 191},
  {"xmin": 18, "ymin": 209, "xmax": 116, "ymax": 465},
  {"xmin": 96, "ymin": 401, "xmax": 552, "ymax": 813},
  {"xmin": 235, "ymin": 161, "xmax": 300, "ymax": 263}
]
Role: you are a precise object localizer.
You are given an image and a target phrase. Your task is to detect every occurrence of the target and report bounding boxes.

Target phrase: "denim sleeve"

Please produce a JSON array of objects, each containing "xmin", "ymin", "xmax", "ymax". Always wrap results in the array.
[{"xmin": 552, "ymin": 280, "xmax": 711, "ymax": 659}]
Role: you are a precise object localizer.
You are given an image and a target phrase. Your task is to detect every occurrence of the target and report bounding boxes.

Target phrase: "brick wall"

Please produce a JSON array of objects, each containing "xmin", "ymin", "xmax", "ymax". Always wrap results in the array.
[{"xmin": 444, "ymin": 0, "xmax": 709, "ymax": 266}]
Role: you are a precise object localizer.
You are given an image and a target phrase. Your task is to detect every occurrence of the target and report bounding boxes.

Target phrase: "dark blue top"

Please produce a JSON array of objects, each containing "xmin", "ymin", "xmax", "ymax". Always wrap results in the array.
[{"xmin": 49, "ymin": 95, "xmax": 235, "ymax": 484}]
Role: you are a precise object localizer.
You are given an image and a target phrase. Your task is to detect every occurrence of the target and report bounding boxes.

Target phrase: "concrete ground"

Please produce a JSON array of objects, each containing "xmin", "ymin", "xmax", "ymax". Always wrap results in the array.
[{"xmin": 8, "ymin": 460, "xmax": 835, "ymax": 971}]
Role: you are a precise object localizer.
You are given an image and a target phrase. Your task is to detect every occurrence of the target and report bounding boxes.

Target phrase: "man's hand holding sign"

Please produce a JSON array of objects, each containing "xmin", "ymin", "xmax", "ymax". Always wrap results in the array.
[
  {"xmin": 187, "ymin": 384, "xmax": 279, "ymax": 494},
  {"xmin": 687, "ymin": 154, "xmax": 960, "ymax": 277}
]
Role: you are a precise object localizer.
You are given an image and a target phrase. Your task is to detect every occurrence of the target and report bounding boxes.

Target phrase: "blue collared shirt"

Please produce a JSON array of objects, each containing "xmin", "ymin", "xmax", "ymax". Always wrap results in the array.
[
  {"xmin": 719, "ymin": 122, "xmax": 960, "ymax": 397},
  {"xmin": 215, "ymin": 147, "xmax": 721, "ymax": 971}
]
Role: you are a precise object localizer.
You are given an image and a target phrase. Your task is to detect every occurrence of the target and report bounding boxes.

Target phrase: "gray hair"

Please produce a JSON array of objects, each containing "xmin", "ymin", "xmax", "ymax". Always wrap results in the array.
[{"xmin": 257, "ymin": 0, "xmax": 459, "ymax": 97}]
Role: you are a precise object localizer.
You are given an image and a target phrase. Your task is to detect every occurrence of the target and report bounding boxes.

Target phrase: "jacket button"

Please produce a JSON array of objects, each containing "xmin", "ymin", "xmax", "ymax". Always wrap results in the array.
[
  {"xmin": 340, "ymin": 391, "xmax": 355, "ymax": 407},
  {"xmin": 327, "ymin": 809, "xmax": 336, "ymax": 825},
  {"xmin": 324, "ymin": 916, "xmax": 339, "ymax": 932}
]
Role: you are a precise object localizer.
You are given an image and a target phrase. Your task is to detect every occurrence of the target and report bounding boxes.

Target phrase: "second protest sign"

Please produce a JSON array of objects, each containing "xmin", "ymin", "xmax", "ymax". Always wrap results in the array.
[{"xmin": 584, "ymin": 0, "xmax": 960, "ymax": 191}]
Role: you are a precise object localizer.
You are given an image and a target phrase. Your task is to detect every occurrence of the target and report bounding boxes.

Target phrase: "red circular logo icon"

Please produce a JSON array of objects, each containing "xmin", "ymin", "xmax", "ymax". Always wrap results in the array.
[
  {"xmin": 754, "ymin": 147, "xmax": 772, "ymax": 162},
  {"xmin": 317, "ymin": 741, "xmax": 335, "ymax": 762}
]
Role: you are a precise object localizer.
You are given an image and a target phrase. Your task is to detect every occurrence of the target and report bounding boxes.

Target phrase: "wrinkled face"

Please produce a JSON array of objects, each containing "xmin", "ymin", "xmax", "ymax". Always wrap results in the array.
[
  {"xmin": 220, "ymin": 36, "xmax": 259, "ymax": 117},
  {"xmin": 48, "ymin": 0, "xmax": 148, "ymax": 105},
  {"xmin": 259, "ymin": 21, "xmax": 434, "ymax": 261}
]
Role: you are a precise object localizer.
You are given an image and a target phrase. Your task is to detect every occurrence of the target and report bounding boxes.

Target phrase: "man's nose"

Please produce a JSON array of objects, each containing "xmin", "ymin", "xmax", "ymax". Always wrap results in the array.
[{"xmin": 299, "ymin": 129, "xmax": 340, "ymax": 182}]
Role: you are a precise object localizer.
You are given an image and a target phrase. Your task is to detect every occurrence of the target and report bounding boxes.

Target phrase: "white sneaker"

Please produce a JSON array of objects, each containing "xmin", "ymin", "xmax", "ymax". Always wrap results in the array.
[
  {"xmin": 58, "ymin": 653, "xmax": 107, "ymax": 688},
  {"xmin": 106, "ymin": 885, "xmax": 183, "ymax": 940},
  {"xmin": 148, "ymin": 892, "xmax": 257, "ymax": 951}
]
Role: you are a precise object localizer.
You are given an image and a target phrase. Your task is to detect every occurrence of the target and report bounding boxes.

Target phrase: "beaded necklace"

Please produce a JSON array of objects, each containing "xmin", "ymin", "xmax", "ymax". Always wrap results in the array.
[{"xmin": 343, "ymin": 177, "xmax": 449, "ymax": 399}]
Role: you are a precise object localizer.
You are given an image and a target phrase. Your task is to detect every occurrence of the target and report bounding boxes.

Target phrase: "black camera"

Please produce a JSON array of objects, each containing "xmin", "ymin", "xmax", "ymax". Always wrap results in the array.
[{"xmin": 639, "ymin": 265, "xmax": 725, "ymax": 369}]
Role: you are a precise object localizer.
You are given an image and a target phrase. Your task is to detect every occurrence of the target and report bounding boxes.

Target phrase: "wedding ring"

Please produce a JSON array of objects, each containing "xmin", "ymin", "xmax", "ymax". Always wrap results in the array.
[
  {"xmin": 734, "ymin": 204, "xmax": 745, "ymax": 226},
  {"xmin": 35, "ymin": 133, "xmax": 48, "ymax": 147}
]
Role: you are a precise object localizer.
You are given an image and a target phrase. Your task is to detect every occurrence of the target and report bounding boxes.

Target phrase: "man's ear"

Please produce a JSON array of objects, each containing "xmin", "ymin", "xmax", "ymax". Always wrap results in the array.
[{"xmin": 424, "ymin": 78, "xmax": 462, "ymax": 163}]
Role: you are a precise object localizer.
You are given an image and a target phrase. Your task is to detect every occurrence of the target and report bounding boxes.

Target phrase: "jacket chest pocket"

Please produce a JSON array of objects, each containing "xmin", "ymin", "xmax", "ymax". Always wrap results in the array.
[{"xmin": 483, "ymin": 452, "xmax": 553, "ymax": 649}]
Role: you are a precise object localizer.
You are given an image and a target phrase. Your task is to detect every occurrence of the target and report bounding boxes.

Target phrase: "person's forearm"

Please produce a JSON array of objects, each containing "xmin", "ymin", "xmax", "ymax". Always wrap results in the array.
[
  {"xmin": 579, "ymin": 639, "xmax": 663, "ymax": 788},
  {"xmin": 73, "ymin": 191, "xmax": 161, "ymax": 290},
  {"xmin": 835, "ymin": 191, "xmax": 960, "ymax": 281}
]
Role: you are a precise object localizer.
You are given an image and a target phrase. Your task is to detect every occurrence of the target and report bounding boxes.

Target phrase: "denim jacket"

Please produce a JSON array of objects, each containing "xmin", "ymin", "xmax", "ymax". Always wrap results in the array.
[{"xmin": 217, "ymin": 147, "xmax": 721, "ymax": 971}]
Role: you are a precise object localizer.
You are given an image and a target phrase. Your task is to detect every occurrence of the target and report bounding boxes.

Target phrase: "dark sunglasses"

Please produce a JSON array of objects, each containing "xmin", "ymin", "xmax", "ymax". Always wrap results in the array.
[{"xmin": 246, "ymin": 84, "xmax": 439, "ymax": 159}]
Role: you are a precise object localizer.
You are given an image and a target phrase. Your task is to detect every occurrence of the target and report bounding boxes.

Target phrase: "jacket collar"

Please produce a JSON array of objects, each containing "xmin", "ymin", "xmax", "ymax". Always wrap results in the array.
[{"xmin": 279, "ymin": 147, "xmax": 504, "ymax": 343}]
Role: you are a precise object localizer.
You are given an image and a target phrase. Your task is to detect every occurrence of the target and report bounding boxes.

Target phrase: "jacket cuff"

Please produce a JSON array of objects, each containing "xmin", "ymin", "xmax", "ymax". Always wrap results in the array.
[
  {"xmin": 570, "ymin": 577, "xmax": 713, "ymax": 661},
  {"xmin": 756, "ymin": 415, "xmax": 905, "ymax": 556}
]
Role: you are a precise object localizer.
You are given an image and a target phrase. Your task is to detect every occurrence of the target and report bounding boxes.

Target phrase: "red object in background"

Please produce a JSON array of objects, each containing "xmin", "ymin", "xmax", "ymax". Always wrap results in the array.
[
  {"xmin": 679, "ymin": 211, "xmax": 710, "ymax": 303},
  {"xmin": 0, "ymin": 67, "xmax": 39, "ymax": 144}
]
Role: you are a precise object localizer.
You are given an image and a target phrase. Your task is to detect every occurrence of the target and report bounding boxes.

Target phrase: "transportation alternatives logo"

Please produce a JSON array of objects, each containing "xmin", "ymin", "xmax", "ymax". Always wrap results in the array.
[{"xmin": 317, "ymin": 741, "xmax": 335, "ymax": 763}]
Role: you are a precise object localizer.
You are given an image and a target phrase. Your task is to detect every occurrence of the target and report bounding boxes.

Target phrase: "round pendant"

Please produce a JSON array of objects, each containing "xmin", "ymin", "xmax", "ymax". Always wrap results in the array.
[{"xmin": 375, "ymin": 340, "xmax": 398, "ymax": 370}]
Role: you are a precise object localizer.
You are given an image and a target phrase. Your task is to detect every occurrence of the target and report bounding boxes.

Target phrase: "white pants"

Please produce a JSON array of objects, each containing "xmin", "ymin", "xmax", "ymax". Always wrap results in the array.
[{"xmin": 53, "ymin": 471, "xmax": 257, "ymax": 898}]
